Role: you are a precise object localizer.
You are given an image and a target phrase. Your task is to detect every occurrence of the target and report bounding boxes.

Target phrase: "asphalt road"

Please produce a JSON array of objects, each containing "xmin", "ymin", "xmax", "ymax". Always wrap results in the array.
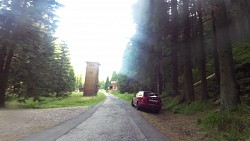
[{"xmin": 20, "ymin": 92, "xmax": 170, "ymax": 141}]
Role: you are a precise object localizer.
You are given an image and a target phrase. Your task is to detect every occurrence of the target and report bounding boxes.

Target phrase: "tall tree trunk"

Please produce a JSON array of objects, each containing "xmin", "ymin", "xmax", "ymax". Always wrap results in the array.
[
  {"xmin": 241, "ymin": 0, "xmax": 250, "ymax": 41},
  {"xmin": 157, "ymin": 63, "xmax": 163, "ymax": 94},
  {"xmin": 197, "ymin": 0, "xmax": 208, "ymax": 101},
  {"xmin": 215, "ymin": 0, "xmax": 240, "ymax": 111},
  {"xmin": 0, "ymin": 48, "xmax": 14, "ymax": 107},
  {"xmin": 0, "ymin": 45, "xmax": 7, "ymax": 107},
  {"xmin": 169, "ymin": 48, "xmax": 179, "ymax": 97},
  {"xmin": 211, "ymin": 10, "xmax": 220, "ymax": 96},
  {"xmin": 183, "ymin": 0, "xmax": 194, "ymax": 103},
  {"xmin": 230, "ymin": 0, "xmax": 250, "ymax": 42},
  {"xmin": 0, "ymin": 77, "xmax": 6, "ymax": 107},
  {"xmin": 169, "ymin": 0, "xmax": 179, "ymax": 97}
]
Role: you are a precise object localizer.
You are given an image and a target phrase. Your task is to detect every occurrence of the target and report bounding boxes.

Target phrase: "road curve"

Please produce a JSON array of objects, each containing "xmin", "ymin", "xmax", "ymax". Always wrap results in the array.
[{"xmin": 20, "ymin": 92, "xmax": 170, "ymax": 141}]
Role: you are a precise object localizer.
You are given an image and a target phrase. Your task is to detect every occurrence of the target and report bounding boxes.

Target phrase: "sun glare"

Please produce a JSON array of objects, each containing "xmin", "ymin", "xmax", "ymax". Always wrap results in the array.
[{"xmin": 55, "ymin": 0, "xmax": 136, "ymax": 80}]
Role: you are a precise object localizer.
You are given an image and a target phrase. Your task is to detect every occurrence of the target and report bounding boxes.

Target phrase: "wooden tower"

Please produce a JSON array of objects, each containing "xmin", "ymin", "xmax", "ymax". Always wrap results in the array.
[{"xmin": 84, "ymin": 62, "xmax": 100, "ymax": 96}]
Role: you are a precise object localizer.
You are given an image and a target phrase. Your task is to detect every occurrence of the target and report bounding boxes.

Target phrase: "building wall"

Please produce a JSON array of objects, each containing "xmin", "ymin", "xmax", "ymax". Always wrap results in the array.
[
  {"xmin": 110, "ymin": 81, "xmax": 118, "ymax": 90},
  {"xmin": 84, "ymin": 62, "xmax": 100, "ymax": 96}
]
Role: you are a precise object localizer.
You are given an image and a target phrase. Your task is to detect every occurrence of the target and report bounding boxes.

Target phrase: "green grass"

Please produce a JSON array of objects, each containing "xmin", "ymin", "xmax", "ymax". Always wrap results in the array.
[
  {"xmin": 162, "ymin": 97, "xmax": 215, "ymax": 115},
  {"xmin": 111, "ymin": 90, "xmax": 250, "ymax": 140},
  {"xmin": 110, "ymin": 90, "xmax": 134, "ymax": 103},
  {"xmin": 233, "ymin": 42, "xmax": 250, "ymax": 65},
  {"xmin": 198, "ymin": 105, "xmax": 250, "ymax": 141},
  {"xmin": 162, "ymin": 97, "xmax": 250, "ymax": 140},
  {"xmin": 5, "ymin": 92, "xmax": 106, "ymax": 109},
  {"xmin": 111, "ymin": 91, "xmax": 214, "ymax": 115}
]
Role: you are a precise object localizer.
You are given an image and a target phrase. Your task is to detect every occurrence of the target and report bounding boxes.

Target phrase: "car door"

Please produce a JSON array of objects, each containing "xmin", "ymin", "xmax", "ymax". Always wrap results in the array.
[{"xmin": 133, "ymin": 92, "xmax": 140, "ymax": 105}]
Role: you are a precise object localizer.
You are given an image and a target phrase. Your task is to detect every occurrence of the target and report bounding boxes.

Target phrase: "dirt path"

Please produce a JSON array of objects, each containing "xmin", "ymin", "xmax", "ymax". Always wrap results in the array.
[{"xmin": 0, "ymin": 107, "xmax": 89, "ymax": 141}]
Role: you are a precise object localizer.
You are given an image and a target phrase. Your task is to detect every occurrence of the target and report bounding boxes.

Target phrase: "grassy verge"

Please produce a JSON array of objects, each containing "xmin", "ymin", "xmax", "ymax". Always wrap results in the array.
[
  {"xmin": 5, "ymin": 92, "xmax": 106, "ymax": 109},
  {"xmin": 109, "ymin": 90, "xmax": 134, "ymax": 103},
  {"xmin": 162, "ymin": 97, "xmax": 216, "ymax": 115},
  {"xmin": 198, "ymin": 104, "xmax": 250, "ymax": 141},
  {"xmin": 110, "ymin": 90, "xmax": 250, "ymax": 140},
  {"xmin": 162, "ymin": 96, "xmax": 250, "ymax": 140}
]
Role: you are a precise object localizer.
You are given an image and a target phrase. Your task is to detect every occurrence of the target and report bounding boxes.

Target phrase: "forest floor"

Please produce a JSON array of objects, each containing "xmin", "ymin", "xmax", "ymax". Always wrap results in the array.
[{"xmin": 141, "ymin": 109, "xmax": 208, "ymax": 141}]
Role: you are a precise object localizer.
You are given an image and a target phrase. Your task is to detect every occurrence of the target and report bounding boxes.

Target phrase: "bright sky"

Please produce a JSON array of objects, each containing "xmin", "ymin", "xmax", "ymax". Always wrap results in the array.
[{"xmin": 55, "ymin": 0, "xmax": 136, "ymax": 80}]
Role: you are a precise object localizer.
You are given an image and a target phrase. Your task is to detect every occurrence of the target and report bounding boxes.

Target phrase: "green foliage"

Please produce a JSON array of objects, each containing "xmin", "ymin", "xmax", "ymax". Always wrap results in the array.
[
  {"xmin": 117, "ymin": 73, "xmax": 143, "ymax": 93},
  {"xmin": 99, "ymin": 81, "xmax": 105, "ymax": 89},
  {"xmin": 0, "ymin": 0, "xmax": 75, "ymax": 106},
  {"xmin": 199, "ymin": 106, "xmax": 250, "ymax": 141},
  {"xmin": 124, "ymin": 0, "xmax": 250, "ymax": 139},
  {"xmin": 233, "ymin": 42, "xmax": 250, "ymax": 96},
  {"xmin": 110, "ymin": 91, "xmax": 134, "ymax": 103},
  {"xmin": 162, "ymin": 98, "xmax": 250, "ymax": 140},
  {"xmin": 233, "ymin": 43, "xmax": 250, "ymax": 66},
  {"xmin": 121, "ymin": 0, "xmax": 171, "ymax": 93},
  {"xmin": 206, "ymin": 77, "xmax": 219, "ymax": 96},
  {"xmin": 161, "ymin": 97, "xmax": 178, "ymax": 110},
  {"xmin": 162, "ymin": 97, "xmax": 214, "ymax": 115},
  {"xmin": 5, "ymin": 92, "xmax": 106, "ymax": 109},
  {"xmin": 104, "ymin": 77, "xmax": 110, "ymax": 90},
  {"xmin": 49, "ymin": 42, "xmax": 76, "ymax": 96},
  {"xmin": 176, "ymin": 101, "xmax": 214, "ymax": 115},
  {"xmin": 75, "ymin": 75, "xmax": 84, "ymax": 90},
  {"xmin": 192, "ymin": 59, "xmax": 216, "ymax": 84},
  {"xmin": 8, "ymin": 42, "xmax": 76, "ymax": 99},
  {"xmin": 110, "ymin": 71, "xmax": 118, "ymax": 81}
]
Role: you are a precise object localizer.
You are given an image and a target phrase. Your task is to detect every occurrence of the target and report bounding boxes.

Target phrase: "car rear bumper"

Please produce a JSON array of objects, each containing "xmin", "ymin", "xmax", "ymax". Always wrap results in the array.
[{"xmin": 139, "ymin": 103, "xmax": 161, "ymax": 111}]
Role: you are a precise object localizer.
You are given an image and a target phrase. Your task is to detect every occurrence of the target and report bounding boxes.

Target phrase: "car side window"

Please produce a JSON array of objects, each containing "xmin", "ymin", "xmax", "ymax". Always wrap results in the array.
[
  {"xmin": 137, "ymin": 92, "xmax": 142, "ymax": 97},
  {"xmin": 139, "ymin": 92, "xmax": 143, "ymax": 97},
  {"xmin": 136, "ymin": 92, "xmax": 140, "ymax": 97}
]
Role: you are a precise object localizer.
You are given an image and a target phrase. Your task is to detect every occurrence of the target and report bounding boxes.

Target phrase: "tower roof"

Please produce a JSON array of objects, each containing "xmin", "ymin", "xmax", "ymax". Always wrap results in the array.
[{"xmin": 86, "ymin": 62, "xmax": 101, "ymax": 66}]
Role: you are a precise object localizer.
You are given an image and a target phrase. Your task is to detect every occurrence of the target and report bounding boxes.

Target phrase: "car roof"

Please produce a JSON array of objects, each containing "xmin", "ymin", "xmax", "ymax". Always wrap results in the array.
[
  {"xmin": 139, "ymin": 91, "xmax": 151, "ymax": 93},
  {"xmin": 139, "ymin": 91, "xmax": 158, "ymax": 95}
]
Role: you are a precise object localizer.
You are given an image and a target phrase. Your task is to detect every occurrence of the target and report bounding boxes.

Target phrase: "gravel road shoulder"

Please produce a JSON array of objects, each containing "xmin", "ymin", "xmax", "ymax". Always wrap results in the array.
[
  {"xmin": 141, "ymin": 110, "xmax": 207, "ymax": 141},
  {"xmin": 0, "ymin": 107, "xmax": 89, "ymax": 141}
]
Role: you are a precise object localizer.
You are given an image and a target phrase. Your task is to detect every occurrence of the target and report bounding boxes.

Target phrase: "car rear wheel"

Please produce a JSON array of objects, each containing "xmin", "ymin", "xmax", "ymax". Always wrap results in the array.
[
  {"xmin": 136, "ymin": 102, "xmax": 140, "ymax": 110},
  {"xmin": 131, "ymin": 100, "xmax": 134, "ymax": 107}
]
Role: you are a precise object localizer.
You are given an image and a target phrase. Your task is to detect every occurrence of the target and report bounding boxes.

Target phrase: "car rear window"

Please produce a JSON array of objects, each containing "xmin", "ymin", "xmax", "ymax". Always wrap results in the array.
[{"xmin": 144, "ymin": 92, "xmax": 159, "ymax": 97}]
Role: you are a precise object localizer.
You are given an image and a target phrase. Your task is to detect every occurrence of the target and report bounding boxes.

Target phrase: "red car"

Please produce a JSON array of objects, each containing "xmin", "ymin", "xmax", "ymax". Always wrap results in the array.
[{"xmin": 131, "ymin": 91, "xmax": 162, "ymax": 113}]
